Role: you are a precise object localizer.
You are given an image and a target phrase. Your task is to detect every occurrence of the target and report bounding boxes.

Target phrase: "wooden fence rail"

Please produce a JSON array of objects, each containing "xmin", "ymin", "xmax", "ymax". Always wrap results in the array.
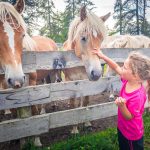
[
  {"xmin": 0, "ymin": 100, "xmax": 148, "ymax": 142},
  {"xmin": 0, "ymin": 76, "xmax": 121, "ymax": 110},
  {"xmin": 0, "ymin": 48, "xmax": 150, "ymax": 74}
]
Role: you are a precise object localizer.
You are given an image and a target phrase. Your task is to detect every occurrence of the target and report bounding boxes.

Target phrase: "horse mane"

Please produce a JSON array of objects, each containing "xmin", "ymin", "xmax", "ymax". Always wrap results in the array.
[
  {"xmin": 0, "ymin": 2, "xmax": 26, "ymax": 31},
  {"xmin": 0, "ymin": 2, "xmax": 37, "ymax": 51},
  {"xmin": 23, "ymin": 33, "xmax": 37, "ymax": 51},
  {"xmin": 68, "ymin": 11, "xmax": 107, "ymax": 47}
]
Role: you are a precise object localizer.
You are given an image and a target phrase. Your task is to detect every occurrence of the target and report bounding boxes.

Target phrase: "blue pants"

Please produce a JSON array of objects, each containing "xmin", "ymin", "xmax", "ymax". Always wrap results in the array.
[{"xmin": 117, "ymin": 128, "xmax": 144, "ymax": 150}]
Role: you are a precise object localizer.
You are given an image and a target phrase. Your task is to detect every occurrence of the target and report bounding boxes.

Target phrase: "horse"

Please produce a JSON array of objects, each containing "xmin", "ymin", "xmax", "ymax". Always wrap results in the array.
[
  {"xmin": 0, "ymin": 0, "xmax": 26, "ymax": 89},
  {"xmin": 63, "ymin": 6, "xmax": 110, "ymax": 133},
  {"xmin": 23, "ymin": 35, "xmax": 62, "ymax": 146},
  {"xmin": 0, "ymin": 0, "xmax": 37, "ymax": 115},
  {"xmin": 0, "ymin": 0, "xmax": 44, "ymax": 147},
  {"xmin": 101, "ymin": 35, "xmax": 150, "ymax": 48},
  {"xmin": 0, "ymin": 0, "xmax": 60, "ymax": 146},
  {"xmin": 23, "ymin": 35, "xmax": 62, "ymax": 86}
]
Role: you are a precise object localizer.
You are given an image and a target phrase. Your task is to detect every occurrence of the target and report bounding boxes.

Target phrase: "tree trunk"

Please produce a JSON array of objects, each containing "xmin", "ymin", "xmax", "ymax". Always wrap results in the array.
[{"xmin": 136, "ymin": 0, "xmax": 139, "ymax": 35}]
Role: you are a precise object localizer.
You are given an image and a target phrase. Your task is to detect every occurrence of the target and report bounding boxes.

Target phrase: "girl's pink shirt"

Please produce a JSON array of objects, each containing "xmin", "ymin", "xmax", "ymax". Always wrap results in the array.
[{"xmin": 118, "ymin": 78, "xmax": 147, "ymax": 140}]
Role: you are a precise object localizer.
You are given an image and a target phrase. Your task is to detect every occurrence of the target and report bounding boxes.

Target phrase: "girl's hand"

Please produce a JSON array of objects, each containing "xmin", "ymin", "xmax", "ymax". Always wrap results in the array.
[
  {"xmin": 115, "ymin": 97, "xmax": 126, "ymax": 107},
  {"xmin": 92, "ymin": 48, "xmax": 105, "ymax": 59}
]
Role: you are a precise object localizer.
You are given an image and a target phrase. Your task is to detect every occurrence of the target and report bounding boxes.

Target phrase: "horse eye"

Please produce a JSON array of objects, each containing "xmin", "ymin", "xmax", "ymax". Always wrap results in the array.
[
  {"xmin": 81, "ymin": 37, "xmax": 87, "ymax": 42},
  {"xmin": 22, "ymin": 34, "xmax": 25, "ymax": 38}
]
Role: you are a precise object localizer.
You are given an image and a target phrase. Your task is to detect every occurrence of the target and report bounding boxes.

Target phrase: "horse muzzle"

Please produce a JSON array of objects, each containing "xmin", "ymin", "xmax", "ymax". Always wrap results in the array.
[
  {"xmin": 90, "ymin": 70, "xmax": 101, "ymax": 81},
  {"xmin": 7, "ymin": 76, "xmax": 25, "ymax": 88}
]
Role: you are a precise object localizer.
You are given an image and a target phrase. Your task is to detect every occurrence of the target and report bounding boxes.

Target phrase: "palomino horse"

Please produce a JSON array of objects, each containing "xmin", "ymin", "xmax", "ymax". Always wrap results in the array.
[
  {"xmin": 23, "ymin": 35, "xmax": 62, "ymax": 146},
  {"xmin": 23, "ymin": 35, "xmax": 61, "ymax": 86},
  {"xmin": 101, "ymin": 35, "xmax": 150, "ymax": 48},
  {"xmin": 63, "ymin": 6, "xmax": 110, "ymax": 133},
  {"xmin": 24, "ymin": 35, "xmax": 62, "ymax": 100},
  {"xmin": 0, "ymin": 0, "xmax": 58, "ymax": 146},
  {"xmin": 0, "ymin": 0, "xmax": 36, "ymax": 115},
  {"xmin": 0, "ymin": 0, "xmax": 42, "ymax": 147},
  {"xmin": 0, "ymin": 0, "xmax": 26, "ymax": 89}
]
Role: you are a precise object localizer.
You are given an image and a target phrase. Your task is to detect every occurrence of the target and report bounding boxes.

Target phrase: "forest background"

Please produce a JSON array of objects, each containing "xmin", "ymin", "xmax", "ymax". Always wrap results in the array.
[{"xmin": 1, "ymin": 0, "xmax": 150, "ymax": 43}]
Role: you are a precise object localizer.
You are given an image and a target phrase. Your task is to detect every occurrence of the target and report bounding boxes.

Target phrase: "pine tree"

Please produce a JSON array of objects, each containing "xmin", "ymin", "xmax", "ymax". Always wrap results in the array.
[
  {"xmin": 114, "ymin": 0, "xmax": 124, "ymax": 34},
  {"xmin": 114, "ymin": 0, "xmax": 150, "ymax": 35}
]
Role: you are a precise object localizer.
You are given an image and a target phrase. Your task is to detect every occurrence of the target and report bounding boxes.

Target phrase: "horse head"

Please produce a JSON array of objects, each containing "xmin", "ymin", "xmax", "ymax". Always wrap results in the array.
[
  {"xmin": 0, "ymin": 0, "xmax": 26, "ymax": 88},
  {"xmin": 68, "ymin": 6, "xmax": 110, "ymax": 81}
]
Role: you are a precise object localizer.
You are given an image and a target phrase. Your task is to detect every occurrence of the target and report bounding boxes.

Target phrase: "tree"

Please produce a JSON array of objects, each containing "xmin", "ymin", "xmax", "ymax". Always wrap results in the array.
[
  {"xmin": 113, "ymin": 0, "xmax": 150, "ymax": 36},
  {"xmin": 0, "ymin": 0, "xmax": 35, "ymax": 6},
  {"xmin": 114, "ymin": 0, "xmax": 124, "ymax": 34}
]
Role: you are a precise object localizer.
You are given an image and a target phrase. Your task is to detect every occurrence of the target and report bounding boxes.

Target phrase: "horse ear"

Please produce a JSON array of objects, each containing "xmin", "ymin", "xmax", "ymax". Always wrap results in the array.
[
  {"xmin": 80, "ymin": 6, "xmax": 87, "ymax": 21},
  {"xmin": 14, "ymin": 0, "xmax": 25, "ymax": 14},
  {"xmin": 100, "ymin": 12, "xmax": 111, "ymax": 22}
]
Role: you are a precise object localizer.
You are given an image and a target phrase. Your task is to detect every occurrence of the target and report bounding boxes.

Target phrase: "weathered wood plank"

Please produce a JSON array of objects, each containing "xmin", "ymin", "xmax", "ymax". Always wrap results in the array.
[
  {"xmin": 0, "ymin": 100, "xmax": 148, "ymax": 142},
  {"xmin": 0, "ymin": 76, "xmax": 121, "ymax": 110},
  {"xmin": 0, "ymin": 48, "xmax": 150, "ymax": 74},
  {"xmin": 0, "ymin": 114, "xmax": 49, "ymax": 142}
]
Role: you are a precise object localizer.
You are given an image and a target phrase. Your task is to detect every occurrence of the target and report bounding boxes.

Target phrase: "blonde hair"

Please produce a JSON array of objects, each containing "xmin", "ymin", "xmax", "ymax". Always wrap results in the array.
[
  {"xmin": 128, "ymin": 51, "xmax": 150, "ymax": 102},
  {"xmin": 128, "ymin": 51, "xmax": 150, "ymax": 81}
]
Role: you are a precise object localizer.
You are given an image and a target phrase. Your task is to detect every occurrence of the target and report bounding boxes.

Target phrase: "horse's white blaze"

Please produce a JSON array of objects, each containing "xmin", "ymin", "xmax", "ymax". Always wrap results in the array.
[
  {"xmin": 93, "ymin": 29, "xmax": 97, "ymax": 38},
  {"xmin": 3, "ymin": 21, "xmax": 15, "ymax": 54},
  {"xmin": 5, "ymin": 63, "xmax": 24, "ymax": 80}
]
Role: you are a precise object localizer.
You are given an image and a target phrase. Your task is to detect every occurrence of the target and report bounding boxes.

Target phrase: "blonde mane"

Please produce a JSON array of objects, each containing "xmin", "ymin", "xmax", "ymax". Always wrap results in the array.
[
  {"xmin": 0, "ymin": 2, "xmax": 26, "ymax": 30},
  {"xmin": 0, "ymin": 2, "xmax": 37, "ymax": 51},
  {"xmin": 23, "ymin": 33, "xmax": 37, "ymax": 51},
  {"xmin": 68, "ymin": 11, "xmax": 107, "ymax": 47}
]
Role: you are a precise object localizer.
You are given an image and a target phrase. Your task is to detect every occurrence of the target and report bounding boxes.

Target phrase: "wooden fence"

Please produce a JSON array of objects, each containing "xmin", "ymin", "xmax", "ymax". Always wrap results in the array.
[{"xmin": 0, "ymin": 48, "xmax": 149, "ymax": 143}]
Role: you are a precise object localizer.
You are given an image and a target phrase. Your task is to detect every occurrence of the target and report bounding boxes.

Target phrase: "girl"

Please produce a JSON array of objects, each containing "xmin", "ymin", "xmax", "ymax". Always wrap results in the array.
[{"xmin": 92, "ymin": 49, "xmax": 150, "ymax": 150}]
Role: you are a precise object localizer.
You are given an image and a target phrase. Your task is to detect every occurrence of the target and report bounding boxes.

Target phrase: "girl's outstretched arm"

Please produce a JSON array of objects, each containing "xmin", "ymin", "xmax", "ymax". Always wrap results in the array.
[{"xmin": 92, "ymin": 49, "xmax": 122, "ymax": 76}]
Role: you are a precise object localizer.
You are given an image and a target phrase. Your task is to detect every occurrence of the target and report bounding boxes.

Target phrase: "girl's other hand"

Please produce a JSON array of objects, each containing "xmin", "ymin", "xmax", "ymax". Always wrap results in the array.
[{"xmin": 115, "ymin": 97, "xmax": 126, "ymax": 107}]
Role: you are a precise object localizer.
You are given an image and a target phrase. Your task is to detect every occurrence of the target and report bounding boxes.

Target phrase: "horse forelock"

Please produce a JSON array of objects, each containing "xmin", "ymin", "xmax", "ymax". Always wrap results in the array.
[
  {"xmin": 0, "ymin": 2, "xmax": 26, "ymax": 31},
  {"xmin": 0, "ymin": 3, "xmax": 36, "ymax": 52},
  {"xmin": 68, "ymin": 11, "xmax": 107, "ymax": 46}
]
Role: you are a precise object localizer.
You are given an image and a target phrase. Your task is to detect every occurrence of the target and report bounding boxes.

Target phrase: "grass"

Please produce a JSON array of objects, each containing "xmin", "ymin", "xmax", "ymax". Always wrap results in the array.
[{"xmin": 22, "ymin": 112, "xmax": 150, "ymax": 150}]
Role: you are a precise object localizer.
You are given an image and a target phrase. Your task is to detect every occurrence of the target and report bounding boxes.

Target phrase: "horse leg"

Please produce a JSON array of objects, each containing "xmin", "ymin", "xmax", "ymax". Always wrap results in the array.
[
  {"xmin": 109, "ymin": 83, "xmax": 115, "ymax": 102},
  {"xmin": 83, "ymin": 96, "xmax": 92, "ymax": 128},
  {"xmin": 70, "ymin": 97, "xmax": 79, "ymax": 134},
  {"xmin": 40, "ymin": 104, "xmax": 46, "ymax": 115},
  {"xmin": 27, "ymin": 72, "xmax": 42, "ymax": 146},
  {"xmin": 29, "ymin": 72, "xmax": 37, "ymax": 86}
]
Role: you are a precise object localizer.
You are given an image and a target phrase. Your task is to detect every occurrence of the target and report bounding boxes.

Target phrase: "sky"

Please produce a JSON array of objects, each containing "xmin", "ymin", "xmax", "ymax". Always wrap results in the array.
[
  {"xmin": 53, "ymin": 0, "xmax": 116, "ymax": 29},
  {"xmin": 53, "ymin": 0, "xmax": 150, "ymax": 30}
]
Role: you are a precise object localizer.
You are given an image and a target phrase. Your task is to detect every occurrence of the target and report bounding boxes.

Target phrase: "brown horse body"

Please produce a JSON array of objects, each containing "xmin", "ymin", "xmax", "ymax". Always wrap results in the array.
[
  {"xmin": 23, "ymin": 35, "xmax": 62, "ymax": 120},
  {"xmin": 23, "ymin": 35, "xmax": 61, "ymax": 86}
]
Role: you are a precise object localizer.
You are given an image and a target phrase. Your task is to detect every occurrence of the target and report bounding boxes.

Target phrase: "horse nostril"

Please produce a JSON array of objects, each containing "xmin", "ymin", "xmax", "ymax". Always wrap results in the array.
[
  {"xmin": 23, "ymin": 75, "xmax": 26, "ymax": 82},
  {"xmin": 8, "ymin": 78, "xmax": 12, "ymax": 85},
  {"xmin": 59, "ymin": 64, "xmax": 62, "ymax": 68},
  {"xmin": 91, "ymin": 70, "xmax": 101, "ymax": 81}
]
